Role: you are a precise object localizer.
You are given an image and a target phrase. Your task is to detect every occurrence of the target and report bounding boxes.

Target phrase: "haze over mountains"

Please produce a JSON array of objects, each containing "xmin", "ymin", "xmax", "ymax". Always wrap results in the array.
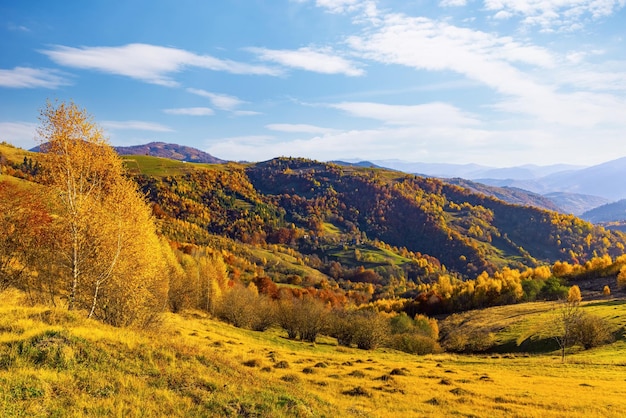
[{"xmin": 369, "ymin": 158, "xmax": 626, "ymax": 202}]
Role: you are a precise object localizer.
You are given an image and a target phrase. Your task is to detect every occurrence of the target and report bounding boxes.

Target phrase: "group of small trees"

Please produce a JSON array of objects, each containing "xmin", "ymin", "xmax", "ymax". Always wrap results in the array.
[
  {"xmin": 2, "ymin": 101, "xmax": 169, "ymax": 326},
  {"xmin": 213, "ymin": 282, "xmax": 441, "ymax": 354}
]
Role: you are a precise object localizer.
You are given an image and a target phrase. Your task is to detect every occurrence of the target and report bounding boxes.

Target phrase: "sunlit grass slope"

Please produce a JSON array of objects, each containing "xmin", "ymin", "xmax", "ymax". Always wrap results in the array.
[
  {"xmin": 0, "ymin": 142, "xmax": 31, "ymax": 165},
  {"xmin": 122, "ymin": 155, "xmax": 232, "ymax": 177},
  {"xmin": 2, "ymin": 290, "xmax": 626, "ymax": 417}
]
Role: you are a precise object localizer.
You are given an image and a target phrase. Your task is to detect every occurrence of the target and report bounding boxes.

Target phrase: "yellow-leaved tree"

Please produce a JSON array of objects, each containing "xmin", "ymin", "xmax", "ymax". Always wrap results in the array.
[{"xmin": 38, "ymin": 100, "xmax": 168, "ymax": 326}]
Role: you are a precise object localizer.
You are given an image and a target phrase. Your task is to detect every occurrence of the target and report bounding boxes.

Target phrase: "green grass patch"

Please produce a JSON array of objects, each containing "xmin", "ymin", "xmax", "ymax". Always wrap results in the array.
[{"xmin": 122, "ymin": 155, "xmax": 223, "ymax": 177}]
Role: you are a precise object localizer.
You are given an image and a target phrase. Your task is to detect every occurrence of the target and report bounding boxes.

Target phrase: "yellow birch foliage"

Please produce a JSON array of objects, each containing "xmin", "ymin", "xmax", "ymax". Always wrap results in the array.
[{"xmin": 37, "ymin": 101, "xmax": 167, "ymax": 326}]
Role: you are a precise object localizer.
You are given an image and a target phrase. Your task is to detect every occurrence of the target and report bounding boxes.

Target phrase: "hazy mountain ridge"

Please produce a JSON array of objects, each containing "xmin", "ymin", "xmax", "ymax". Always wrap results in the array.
[
  {"xmin": 443, "ymin": 178, "xmax": 561, "ymax": 212},
  {"xmin": 582, "ymin": 199, "xmax": 626, "ymax": 223},
  {"xmin": 390, "ymin": 157, "xmax": 626, "ymax": 202}
]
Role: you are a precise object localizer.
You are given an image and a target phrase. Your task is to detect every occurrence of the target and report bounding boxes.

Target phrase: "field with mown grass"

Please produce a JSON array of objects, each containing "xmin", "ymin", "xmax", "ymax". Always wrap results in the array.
[{"xmin": 2, "ymin": 289, "xmax": 626, "ymax": 417}]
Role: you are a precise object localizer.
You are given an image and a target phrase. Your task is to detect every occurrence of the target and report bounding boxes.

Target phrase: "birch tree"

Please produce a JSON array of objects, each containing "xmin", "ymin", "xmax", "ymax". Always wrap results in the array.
[{"xmin": 38, "ymin": 101, "xmax": 167, "ymax": 326}]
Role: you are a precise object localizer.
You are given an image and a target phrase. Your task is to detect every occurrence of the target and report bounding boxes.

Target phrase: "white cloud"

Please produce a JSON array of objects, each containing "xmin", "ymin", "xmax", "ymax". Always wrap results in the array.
[
  {"xmin": 315, "ymin": 0, "xmax": 361, "ymax": 13},
  {"xmin": 41, "ymin": 43, "xmax": 280, "ymax": 87},
  {"xmin": 266, "ymin": 123, "xmax": 339, "ymax": 134},
  {"xmin": 233, "ymin": 110, "xmax": 262, "ymax": 116},
  {"xmin": 344, "ymin": 13, "xmax": 626, "ymax": 127},
  {"xmin": 248, "ymin": 47, "xmax": 364, "ymax": 76},
  {"xmin": 440, "ymin": 0, "xmax": 467, "ymax": 6},
  {"xmin": 0, "ymin": 122, "xmax": 37, "ymax": 149},
  {"xmin": 329, "ymin": 101, "xmax": 482, "ymax": 126},
  {"xmin": 101, "ymin": 120, "xmax": 174, "ymax": 132},
  {"xmin": 186, "ymin": 88, "xmax": 245, "ymax": 110},
  {"xmin": 0, "ymin": 67, "xmax": 69, "ymax": 89},
  {"xmin": 483, "ymin": 0, "xmax": 626, "ymax": 31},
  {"xmin": 163, "ymin": 107, "xmax": 214, "ymax": 116}
]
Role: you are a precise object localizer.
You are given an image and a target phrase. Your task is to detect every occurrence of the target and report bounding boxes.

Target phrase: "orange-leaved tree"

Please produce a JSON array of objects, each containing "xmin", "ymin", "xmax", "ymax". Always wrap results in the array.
[{"xmin": 38, "ymin": 100, "xmax": 168, "ymax": 326}]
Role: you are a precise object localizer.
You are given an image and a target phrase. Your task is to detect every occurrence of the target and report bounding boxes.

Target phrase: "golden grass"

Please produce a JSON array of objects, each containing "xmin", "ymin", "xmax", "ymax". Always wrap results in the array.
[
  {"xmin": 2, "ymin": 289, "xmax": 626, "ymax": 417},
  {"xmin": 0, "ymin": 142, "xmax": 32, "ymax": 165}
]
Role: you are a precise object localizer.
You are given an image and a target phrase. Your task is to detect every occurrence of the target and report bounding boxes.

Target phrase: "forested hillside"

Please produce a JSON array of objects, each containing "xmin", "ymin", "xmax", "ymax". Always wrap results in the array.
[{"xmin": 131, "ymin": 156, "xmax": 625, "ymax": 280}]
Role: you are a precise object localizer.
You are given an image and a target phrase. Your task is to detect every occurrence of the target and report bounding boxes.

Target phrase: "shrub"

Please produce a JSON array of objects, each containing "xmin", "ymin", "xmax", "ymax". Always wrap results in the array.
[
  {"xmin": 540, "ymin": 276, "xmax": 569, "ymax": 300},
  {"xmin": 328, "ymin": 308, "xmax": 391, "ymax": 349},
  {"xmin": 276, "ymin": 296, "xmax": 328, "ymax": 342},
  {"xmin": 216, "ymin": 283, "xmax": 257, "ymax": 328},
  {"xmin": 352, "ymin": 310, "xmax": 390, "ymax": 350},
  {"xmin": 603, "ymin": 285, "xmax": 611, "ymax": 296},
  {"xmin": 389, "ymin": 334, "xmax": 441, "ymax": 355},
  {"xmin": 328, "ymin": 309, "xmax": 357, "ymax": 347},
  {"xmin": 250, "ymin": 295, "xmax": 276, "ymax": 332},
  {"xmin": 574, "ymin": 313, "xmax": 614, "ymax": 349}
]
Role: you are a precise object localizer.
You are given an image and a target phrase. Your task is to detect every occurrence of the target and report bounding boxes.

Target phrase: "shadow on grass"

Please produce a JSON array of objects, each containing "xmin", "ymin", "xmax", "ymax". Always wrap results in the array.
[
  {"xmin": 584, "ymin": 299, "xmax": 626, "ymax": 308},
  {"xmin": 488, "ymin": 337, "xmax": 559, "ymax": 354}
]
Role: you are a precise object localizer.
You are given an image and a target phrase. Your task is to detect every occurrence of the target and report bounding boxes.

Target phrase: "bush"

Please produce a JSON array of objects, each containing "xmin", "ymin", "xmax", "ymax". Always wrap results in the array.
[
  {"xmin": 216, "ymin": 284, "xmax": 256, "ymax": 328},
  {"xmin": 389, "ymin": 334, "xmax": 441, "ymax": 355},
  {"xmin": 276, "ymin": 296, "xmax": 328, "ymax": 342},
  {"xmin": 329, "ymin": 309, "xmax": 390, "ymax": 350},
  {"xmin": 540, "ymin": 276, "xmax": 569, "ymax": 300},
  {"xmin": 328, "ymin": 309, "xmax": 357, "ymax": 347},
  {"xmin": 250, "ymin": 295, "xmax": 276, "ymax": 332},
  {"xmin": 352, "ymin": 310, "xmax": 390, "ymax": 350},
  {"xmin": 574, "ymin": 313, "xmax": 614, "ymax": 349}
]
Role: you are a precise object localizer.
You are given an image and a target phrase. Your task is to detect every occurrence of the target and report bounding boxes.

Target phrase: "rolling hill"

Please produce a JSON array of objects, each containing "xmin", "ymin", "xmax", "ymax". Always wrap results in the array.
[
  {"xmin": 123, "ymin": 154, "xmax": 626, "ymax": 281},
  {"xmin": 114, "ymin": 141, "xmax": 226, "ymax": 164}
]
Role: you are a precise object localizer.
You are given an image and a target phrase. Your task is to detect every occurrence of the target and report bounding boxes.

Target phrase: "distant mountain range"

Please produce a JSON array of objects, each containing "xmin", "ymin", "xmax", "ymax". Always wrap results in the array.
[
  {"xmin": 369, "ymin": 160, "xmax": 583, "ymax": 180},
  {"xmin": 367, "ymin": 158, "xmax": 626, "ymax": 202}
]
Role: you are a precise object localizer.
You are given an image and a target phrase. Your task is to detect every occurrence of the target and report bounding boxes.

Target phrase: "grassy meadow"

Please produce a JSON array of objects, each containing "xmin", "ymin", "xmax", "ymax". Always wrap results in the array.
[{"xmin": 1, "ymin": 288, "xmax": 625, "ymax": 417}]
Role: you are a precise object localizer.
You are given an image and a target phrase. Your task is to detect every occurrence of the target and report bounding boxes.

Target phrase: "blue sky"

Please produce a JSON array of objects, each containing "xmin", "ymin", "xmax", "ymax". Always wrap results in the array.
[{"xmin": 1, "ymin": 0, "xmax": 625, "ymax": 166}]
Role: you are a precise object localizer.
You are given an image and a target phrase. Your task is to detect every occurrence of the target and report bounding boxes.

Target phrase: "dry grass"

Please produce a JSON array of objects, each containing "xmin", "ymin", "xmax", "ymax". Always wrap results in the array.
[{"xmin": 2, "ymin": 289, "xmax": 626, "ymax": 417}]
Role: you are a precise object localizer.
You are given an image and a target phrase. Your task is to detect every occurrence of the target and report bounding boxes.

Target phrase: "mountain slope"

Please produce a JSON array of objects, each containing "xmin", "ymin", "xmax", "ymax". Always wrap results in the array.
[
  {"xmin": 544, "ymin": 192, "xmax": 610, "ymax": 216},
  {"xmin": 444, "ymin": 178, "xmax": 561, "ymax": 212},
  {"xmin": 114, "ymin": 141, "xmax": 226, "ymax": 164},
  {"xmin": 582, "ymin": 199, "xmax": 626, "ymax": 223}
]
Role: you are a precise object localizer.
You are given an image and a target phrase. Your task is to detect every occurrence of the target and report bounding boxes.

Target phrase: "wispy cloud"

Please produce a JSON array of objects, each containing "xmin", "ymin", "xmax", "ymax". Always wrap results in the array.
[
  {"xmin": 483, "ymin": 0, "xmax": 626, "ymax": 32},
  {"xmin": 7, "ymin": 23, "xmax": 30, "ymax": 32},
  {"xmin": 440, "ymin": 0, "xmax": 467, "ymax": 6},
  {"xmin": 344, "ymin": 13, "xmax": 626, "ymax": 127},
  {"xmin": 266, "ymin": 123, "xmax": 339, "ymax": 134},
  {"xmin": 329, "ymin": 101, "xmax": 481, "ymax": 126},
  {"xmin": 315, "ymin": 0, "xmax": 361, "ymax": 13},
  {"xmin": 0, "ymin": 121, "xmax": 37, "ymax": 149},
  {"xmin": 186, "ymin": 88, "xmax": 245, "ymax": 110},
  {"xmin": 163, "ymin": 107, "xmax": 214, "ymax": 116},
  {"xmin": 41, "ymin": 43, "xmax": 280, "ymax": 87},
  {"xmin": 248, "ymin": 46, "xmax": 364, "ymax": 76},
  {"xmin": 0, "ymin": 67, "xmax": 69, "ymax": 89},
  {"xmin": 233, "ymin": 110, "xmax": 262, "ymax": 116},
  {"xmin": 101, "ymin": 120, "xmax": 174, "ymax": 132}
]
